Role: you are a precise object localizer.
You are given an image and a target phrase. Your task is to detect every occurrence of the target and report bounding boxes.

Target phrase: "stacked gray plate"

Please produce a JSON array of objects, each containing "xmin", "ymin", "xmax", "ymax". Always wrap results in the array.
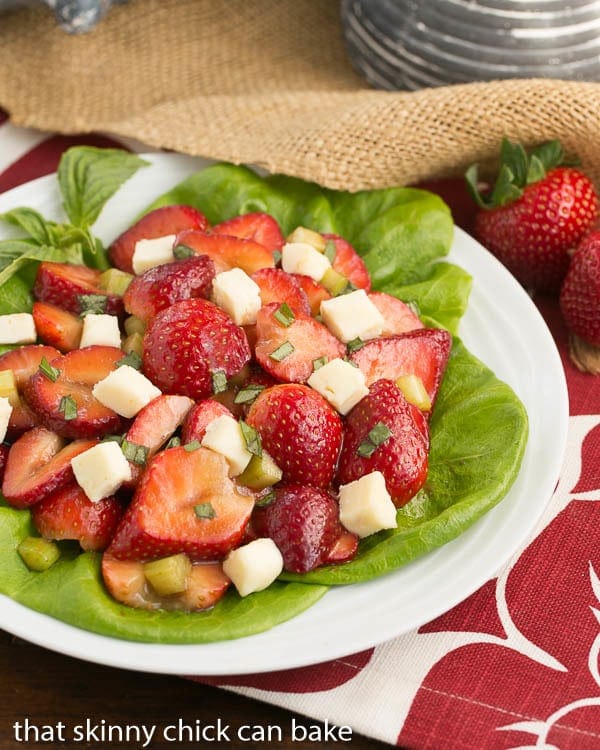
[{"xmin": 341, "ymin": 0, "xmax": 600, "ymax": 90}]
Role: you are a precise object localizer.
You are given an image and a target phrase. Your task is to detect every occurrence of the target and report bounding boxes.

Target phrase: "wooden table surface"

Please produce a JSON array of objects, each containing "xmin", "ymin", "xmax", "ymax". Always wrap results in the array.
[{"xmin": 0, "ymin": 629, "xmax": 389, "ymax": 749}]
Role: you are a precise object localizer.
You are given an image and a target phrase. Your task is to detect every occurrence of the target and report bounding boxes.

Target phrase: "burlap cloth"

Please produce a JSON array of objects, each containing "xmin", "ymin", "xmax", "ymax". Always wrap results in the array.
[{"xmin": 1, "ymin": 0, "xmax": 600, "ymax": 190}]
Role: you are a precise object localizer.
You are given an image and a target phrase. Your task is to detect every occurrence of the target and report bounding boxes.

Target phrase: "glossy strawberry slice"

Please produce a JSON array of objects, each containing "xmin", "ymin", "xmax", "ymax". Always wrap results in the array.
[
  {"xmin": 175, "ymin": 230, "xmax": 274, "ymax": 275},
  {"xmin": 0, "ymin": 344, "xmax": 61, "ymax": 437},
  {"xmin": 323, "ymin": 529, "xmax": 359, "ymax": 564},
  {"xmin": 211, "ymin": 212, "xmax": 285, "ymax": 253},
  {"xmin": 251, "ymin": 268, "xmax": 311, "ymax": 316},
  {"xmin": 337, "ymin": 379, "xmax": 429, "ymax": 506},
  {"xmin": 25, "ymin": 346, "xmax": 125, "ymax": 439},
  {"xmin": 31, "ymin": 482, "xmax": 123, "ymax": 551},
  {"xmin": 108, "ymin": 205, "xmax": 209, "ymax": 273},
  {"xmin": 295, "ymin": 274, "xmax": 332, "ymax": 316},
  {"xmin": 34, "ymin": 262, "xmax": 123, "ymax": 316},
  {"xmin": 2, "ymin": 427, "xmax": 96, "ymax": 508},
  {"xmin": 123, "ymin": 394, "xmax": 194, "ymax": 485},
  {"xmin": 101, "ymin": 554, "xmax": 230, "ymax": 611},
  {"xmin": 142, "ymin": 298, "xmax": 251, "ymax": 400},
  {"xmin": 322, "ymin": 233, "xmax": 371, "ymax": 291},
  {"xmin": 253, "ymin": 484, "xmax": 340, "ymax": 573},
  {"xmin": 246, "ymin": 383, "xmax": 343, "ymax": 487},
  {"xmin": 181, "ymin": 399, "xmax": 232, "ymax": 444},
  {"xmin": 254, "ymin": 302, "xmax": 345, "ymax": 383},
  {"xmin": 368, "ymin": 292, "xmax": 424, "ymax": 336},
  {"xmin": 107, "ymin": 446, "xmax": 255, "ymax": 561},
  {"xmin": 0, "ymin": 443, "xmax": 9, "ymax": 485},
  {"xmin": 349, "ymin": 328, "xmax": 452, "ymax": 407},
  {"xmin": 123, "ymin": 254, "xmax": 215, "ymax": 322},
  {"xmin": 32, "ymin": 301, "xmax": 83, "ymax": 352}
]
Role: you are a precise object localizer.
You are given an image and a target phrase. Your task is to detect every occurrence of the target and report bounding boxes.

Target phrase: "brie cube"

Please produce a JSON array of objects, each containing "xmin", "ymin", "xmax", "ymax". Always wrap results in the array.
[
  {"xmin": 0, "ymin": 396, "xmax": 12, "ymax": 442},
  {"xmin": 338, "ymin": 471, "xmax": 397, "ymax": 538},
  {"xmin": 79, "ymin": 313, "xmax": 121, "ymax": 349},
  {"xmin": 71, "ymin": 441, "xmax": 132, "ymax": 503},
  {"xmin": 212, "ymin": 268, "xmax": 262, "ymax": 325},
  {"xmin": 281, "ymin": 241, "xmax": 331, "ymax": 281},
  {"xmin": 307, "ymin": 357, "xmax": 368, "ymax": 415},
  {"xmin": 320, "ymin": 289, "xmax": 385, "ymax": 343},
  {"xmin": 92, "ymin": 365, "xmax": 161, "ymax": 418},
  {"xmin": 0, "ymin": 313, "xmax": 36, "ymax": 345},
  {"xmin": 131, "ymin": 234, "xmax": 176, "ymax": 274},
  {"xmin": 201, "ymin": 414, "xmax": 252, "ymax": 476},
  {"xmin": 223, "ymin": 538, "xmax": 284, "ymax": 597}
]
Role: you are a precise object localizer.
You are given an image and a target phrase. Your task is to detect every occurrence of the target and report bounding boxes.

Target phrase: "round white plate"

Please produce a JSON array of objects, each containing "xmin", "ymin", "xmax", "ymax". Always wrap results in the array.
[{"xmin": 0, "ymin": 154, "xmax": 568, "ymax": 675}]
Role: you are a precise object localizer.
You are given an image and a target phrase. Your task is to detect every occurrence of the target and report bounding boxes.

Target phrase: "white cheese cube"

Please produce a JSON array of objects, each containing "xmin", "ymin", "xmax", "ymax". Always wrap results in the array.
[
  {"xmin": 320, "ymin": 289, "xmax": 385, "ymax": 343},
  {"xmin": 338, "ymin": 471, "xmax": 397, "ymax": 538},
  {"xmin": 201, "ymin": 414, "xmax": 252, "ymax": 476},
  {"xmin": 307, "ymin": 357, "xmax": 368, "ymax": 415},
  {"xmin": 281, "ymin": 241, "xmax": 331, "ymax": 281},
  {"xmin": 79, "ymin": 313, "xmax": 121, "ymax": 349},
  {"xmin": 223, "ymin": 538, "xmax": 284, "ymax": 597},
  {"xmin": 71, "ymin": 441, "xmax": 132, "ymax": 503},
  {"xmin": 92, "ymin": 365, "xmax": 161, "ymax": 418},
  {"xmin": 131, "ymin": 234, "xmax": 176, "ymax": 274},
  {"xmin": 212, "ymin": 268, "xmax": 262, "ymax": 325},
  {"xmin": 0, "ymin": 396, "xmax": 12, "ymax": 442},
  {"xmin": 0, "ymin": 313, "xmax": 36, "ymax": 345}
]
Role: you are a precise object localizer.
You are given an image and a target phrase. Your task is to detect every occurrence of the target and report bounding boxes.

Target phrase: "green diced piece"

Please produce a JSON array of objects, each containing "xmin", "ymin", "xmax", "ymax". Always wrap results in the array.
[
  {"xmin": 121, "ymin": 332, "xmax": 144, "ymax": 360},
  {"xmin": 238, "ymin": 451, "xmax": 283, "ymax": 490},
  {"xmin": 124, "ymin": 315, "xmax": 146, "ymax": 336},
  {"xmin": 0, "ymin": 369, "xmax": 20, "ymax": 406},
  {"xmin": 99, "ymin": 268, "xmax": 133, "ymax": 296},
  {"xmin": 320, "ymin": 267, "xmax": 349, "ymax": 296},
  {"xmin": 286, "ymin": 226, "xmax": 326, "ymax": 252},
  {"xmin": 143, "ymin": 553, "xmax": 192, "ymax": 596},
  {"xmin": 396, "ymin": 374, "xmax": 432, "ymax": 411},
  {"xmin": 17, "ymin": 537, "xmax": 61, "ymax": 572}
]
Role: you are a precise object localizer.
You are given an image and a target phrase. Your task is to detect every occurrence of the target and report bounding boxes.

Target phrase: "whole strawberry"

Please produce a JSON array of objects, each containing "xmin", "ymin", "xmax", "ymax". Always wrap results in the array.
[{"xmin": 466, "ymin": 139, "xmax": 599, "ymax": 292}]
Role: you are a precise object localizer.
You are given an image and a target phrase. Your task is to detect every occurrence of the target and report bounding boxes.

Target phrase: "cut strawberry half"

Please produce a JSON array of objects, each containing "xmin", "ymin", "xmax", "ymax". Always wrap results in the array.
[
  {"xmin": 32, "ymin": 301, "xmax": 83, "ymax": 352},
  {"xmin": 33, "ymin": 261, "xmax": 123, "ymax": 316},
  {"xmin": 2, "ymin": 427, "xmax": 96, "ymax": 508},
  {"xmin": 323, "ymin": 529, "xmax": 359, "ymax": 564},
  {"xmin": 211, "ymin": 212, "xmax": 285, "ymax": 254},
  {"xmin": 254, "ymin": 302, "xmax": 345, "ymax": 383},
  {"xmin": 174, "ymin": 230, "xmax": 275, "ymax": 275},
  {"xmin": 101, "ymin": 554, "xmax": 230, "ymax": 611},
  {"xmin": 25, "ymin": 346, "xmax": 125, "ymax": 439},
  {"xmin": 322, "ymin": 233, "xmax": 371, "ymax": 291},
  {"xmin": 250, "ymin": 268, "xmax": 311, "ymax": 316},
  {"xmin": 350, "ymin": 328, "xmax": 452, "ymax": 408},
  {"xmin": 368, "ymin": 292, "xmax": 424, "ymax": 336},
  {"xmin": 181, "ymin": 399, "xmax": 232, "ymax": 444},
  {"xmin": 108, "ymin": 205, "xmax": 209, "ymax": 273},
  {"xmin": 123, "ymin": 394, "xmax": 194, "ymax": 485},
  {"xmin": 107, "ymin": 446, "xmax": 255, "ymax": 561},
  {"xmin": 123, "ymin": 254, "xmax": 215, "ymax": 322},
  {"xmin": 294, "ymin": 274, "xmax": 332, "ymax": 316},
  {"xmin": 31, "ymin": 482, "xmax": 123, "ymax": 551}
]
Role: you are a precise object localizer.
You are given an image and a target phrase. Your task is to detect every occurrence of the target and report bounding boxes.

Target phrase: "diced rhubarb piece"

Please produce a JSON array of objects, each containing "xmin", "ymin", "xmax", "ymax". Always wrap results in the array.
[
  {"xmin": 250, "ymin": 268, "xmax": 311, "ymax": 316},
  {"xmin": 211, "ymin": 212, "xmax": 285, "ymax": 254},
  {"xmin": 1, "ymin": 427, "xmax": 96, "ymax": 508},
  {"xmin": 17, "ymin": 537, "xmax": 61, "ymax": 571},
  {"xmin": 322, "ymin": 233, "xmax": 371, "ymax": 291},
  {"xmin": 32, "ymin": 302, "xmax": 83, "ymax": 352},
  {"xmin": 174, "ymin": 230, "xmax": 275, "ymax": 275},
  {"xmin": 33, "ymin": 262, "xmax": 123, "ymax": 316},
  {"xmin": 368, "ymin": 292, "xmax": 424, "ymax": 336}
]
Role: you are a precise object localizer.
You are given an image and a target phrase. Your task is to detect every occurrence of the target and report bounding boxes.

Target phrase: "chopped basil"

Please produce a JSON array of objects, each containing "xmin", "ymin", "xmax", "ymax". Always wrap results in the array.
[
  {"xmin": 101, "ymin": 433, "xmax": 124, "ymax": 444},
  {"xmin": 211, "ymin": 369, "xmax": 228, "ymax": 394},
  {"xmin": 173, "ymin": 244, "xmax": 195, "ymax": 260},
  {"xmin": 78, "ymin": 293, "xmax": 108, "ymax": 316},
  {"xmin": 273, "ymin": 303, "xmax": 295, "ymax": 328},
  {"xmin": 166, "ymin": 435, "xmax": 181, "ymax": 449},
  {"xmin": 272, "ymin": 250, "xmax": 282, "ymax": 265},
  {"xmin": 357, "ymin": 421, "xmax": 392, "ymax": 458},
  {"xmin": 116, "ymin": 350, "xmax": 143, "ymax": 370},
  {"xmin": 255, "ymin": 490, "xmax": 276, "ymax": 508},
  {"xmin": 346, "ymin": 337, "xmax": 364, "ymax": 353},
  {"xmin": 194, "ymin": 502, "xmax": 216, "ymax": 520},
  {"xmin": 234, "ymin": 384, "xmax": 265, "ymax": 405},
  {"xmin": 312, "ymin": 356, "xmax": 328, "ymax": 371},
  {"xmin": 184, "ymin": 439, "xmax": 201, "ymax": 452},
  {"xmin": 121, "ymin": 438, "xmax": 149, "ymax": 467},
  {"xmin": 239, "ymin": 420, "xmax": 262, "ymax": 457},
  {"xmin": 269, "ymin": 340, "xmax": 295, "ymax": 362},
  {"xmin": 58, "ymin": 394, "xmax": 77, "ymax": 421},
  {"xmin": 39, "ymin": 356, "xmax": 60, "ymax": 382},
  {"xmin": 323, "ymin": 239, "xmax": 336, "ymax": 264},
  {"xmin": 341, "ymin": 281, "xmax": 359, "ymax": 294}
]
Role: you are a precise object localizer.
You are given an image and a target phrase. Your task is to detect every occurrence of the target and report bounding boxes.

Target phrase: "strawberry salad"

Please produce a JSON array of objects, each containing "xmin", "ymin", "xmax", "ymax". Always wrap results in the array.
[{"xmin": 0, "ymin": 148, "xmax": 528, "ymax": 643}]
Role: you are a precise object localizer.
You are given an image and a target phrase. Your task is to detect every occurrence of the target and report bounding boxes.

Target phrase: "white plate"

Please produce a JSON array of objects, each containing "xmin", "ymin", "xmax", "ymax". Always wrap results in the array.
[{"xmin": 0, "ymin": 154, "xmax": 568, "ymax": 675}]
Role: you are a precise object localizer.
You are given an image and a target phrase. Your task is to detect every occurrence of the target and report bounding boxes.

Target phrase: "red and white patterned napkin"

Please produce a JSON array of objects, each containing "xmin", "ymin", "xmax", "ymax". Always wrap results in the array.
[{"xmin": 2, "ymin": 114, "xmax": 599, "ymax": 749}]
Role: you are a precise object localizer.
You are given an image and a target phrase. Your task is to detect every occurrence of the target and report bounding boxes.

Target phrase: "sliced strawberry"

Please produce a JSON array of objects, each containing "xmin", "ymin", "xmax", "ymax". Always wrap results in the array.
[
  {"xmin": 25, "ymin": 346, "xmax": 125, "ymax": 439},
  {"xmin": 253, "ymin": 484, "xmax": 340, "ymax": 573},
  {"xmin": 175, "ymin": 230, "xmax": 275, "ymax": 275},
  {"xmin": 108, "ymin": 205, "xmax": 209, "ymax": 273},
  {"xmin": 337, "ymin": 379, "xmax": 429, "ymax": 507},
  {"xmin": 31, "ymin": 482, "xmax": 123, "ymax": 551},
  {"xmin": 101, "ymin": 554, "xmax": 230, "ymax": 611},
  {"xmin": 2, "ymin": 427, "xmax": 96, "ymax": 508},
  {"xmin": 349, "ymin": 328, "xmax": 451, "ymax": 408},
  {"xmin": 368, "ymin": 292, "xmax": 424, "ymax": 336},
  {"xmin": 254, "ymin": 302, "xmax": 345, "ymax": 383},
  {"xmin": 323, "ymin": 529, "xmax": 359, "ymax": 564},
  {"xmin": 251, "ymin": 268, "xmax": 311, "ymax": 316},
  {"xmin": 0, "ymin": 344, "xmax": 61, "ymax": 437},
  {"xmin": 124, "ymin": 394, "xmax": 194, "ymax": 485},
  {"xmin": 181, "ymin": 399, "xmax": 232, "ymax": 444},
  {"xmin": 211, "ymin": 212, "xmax": 285, "ymax": 254},
  {"xmin": 123, "ymin": 254, "xmax": 215, "ymax": 322},
  {"xmin": 142, "ymin": 298, "xmax": 251, "ymax": 400},
  {"xmin": 32, "ymin": 301, "xmax": 83, "ymax": 352},
  {"xmin": 0, "ymin": 443, "xmax": 9, "ymax": 485},
  {"xmin": 322, "ymin": 233, "xmax": 371, "ymax": 291},
  {"xmin": 107, "ymin": 446, "xmax": 255, "ymax": 561},
  {"xmin": 33, "ymin": 262, "xmax": 123, "ymax": 316},
  {"xmin": 246, "ymin": 383, "xmax": 343, "ymax": 487},
  {"xmin": 295, "ymin": 275, "xmax": 331, "ymax": 316}
]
